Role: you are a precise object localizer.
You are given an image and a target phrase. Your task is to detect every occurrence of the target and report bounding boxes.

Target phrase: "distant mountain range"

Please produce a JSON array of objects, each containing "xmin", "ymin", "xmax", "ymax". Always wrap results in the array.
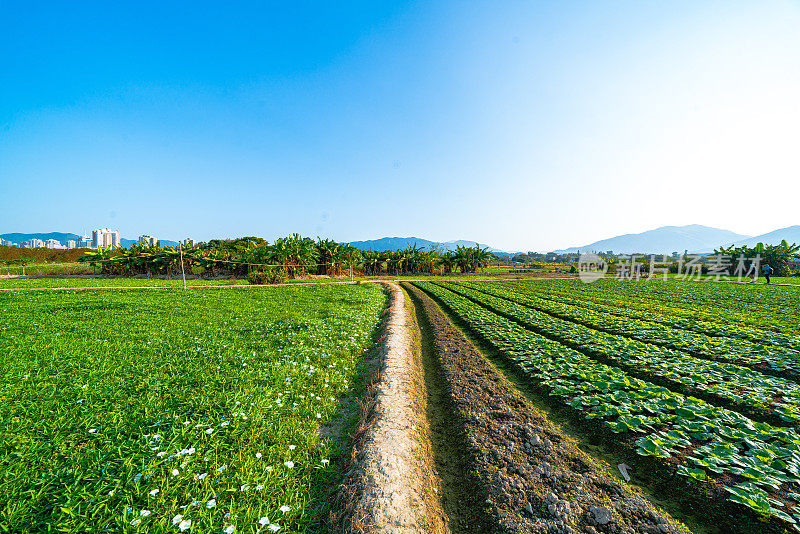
[
  {"xmin": 3, "ymin": 225, "xmax": 798, "ymax": 255},
  {"xmin": 556, "ymin": 224, "xmax": 800, "ymax": 255},
  {"xmin": 0, "ymin": 232, "xmax": 179, "ymax": 249},
  {"xmin": 731, "ymin": 226, "xmax": 800, "ymax": 249},
  {"xmin": 0, "ymin": 232, "xmax": 86, "ymax": 245},
  {"xmin": 347, "ymin": 236, "xmax": 515, "ymax": 254}
]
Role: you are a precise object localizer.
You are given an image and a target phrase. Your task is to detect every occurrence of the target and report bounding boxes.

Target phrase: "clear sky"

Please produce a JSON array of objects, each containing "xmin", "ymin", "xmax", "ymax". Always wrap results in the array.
[{"xmin": 1, "ymin": 1, "xmax": 799, "ymax": 251}]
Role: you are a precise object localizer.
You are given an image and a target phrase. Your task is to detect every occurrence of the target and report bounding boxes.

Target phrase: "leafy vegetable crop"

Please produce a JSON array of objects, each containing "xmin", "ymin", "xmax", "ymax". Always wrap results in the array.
[
  {"xmin": 0, "ymin": 285, "xmax": 385, "ymax": 533},
  {"xmin": 415, "ymin": 281, "xmax": 800, "ymax": 526},
  {"xmin": 488, "ymin": 281, "xmax": 800, "ymax": 377},
  {"xmin": 444, "ymin": 281, "xmax": 800, "ymax": 426}
]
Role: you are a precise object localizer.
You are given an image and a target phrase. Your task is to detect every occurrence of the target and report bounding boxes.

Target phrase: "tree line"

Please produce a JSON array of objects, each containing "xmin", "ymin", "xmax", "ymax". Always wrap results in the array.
[
  {"xmin": 714, "ymin": 240, "xmax": 800, "ymax": 277},
  {"xmin": 76, "ymin": 234, "xmax": 495, "ymax": 281}
]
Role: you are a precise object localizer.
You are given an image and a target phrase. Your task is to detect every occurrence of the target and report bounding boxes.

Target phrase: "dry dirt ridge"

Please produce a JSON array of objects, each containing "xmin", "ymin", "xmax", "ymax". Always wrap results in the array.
[{"xmin": 335, "ymin": 282, "xmax": 444, "ymax": 533}]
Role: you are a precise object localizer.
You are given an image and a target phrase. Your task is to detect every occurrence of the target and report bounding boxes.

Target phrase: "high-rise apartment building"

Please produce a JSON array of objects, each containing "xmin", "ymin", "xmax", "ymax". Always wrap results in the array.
[
  {"xmin": 92, "ymin": 228, "xmax": 121, "ymax": 249},
  {"xmin": 22, "ymin": 238, "xmax": 45, "ymax": 248},
  {"xmin": 138, "ymin": 235, "xmax": 157, "ymax": 246}
]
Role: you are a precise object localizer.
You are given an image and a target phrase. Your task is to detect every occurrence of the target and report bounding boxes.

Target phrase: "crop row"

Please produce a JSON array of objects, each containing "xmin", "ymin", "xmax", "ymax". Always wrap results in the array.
[
  {"xmin": 511, "ymin": 281, "xmax": 800, "ymax": 348},
  {"xmin": 415, "ymin": 281, "xmax": 800, "ymax": 525},
  {"xmin": 442, "ymin": 281, "xmax": 800, "ymax": 426},
  {"xmin": 561, "ymin": 279, "xmax": 800, "ymax": 334},
  {"xmin": 475, "ymin": 281, "xmax": 800, "ymax": 378}
]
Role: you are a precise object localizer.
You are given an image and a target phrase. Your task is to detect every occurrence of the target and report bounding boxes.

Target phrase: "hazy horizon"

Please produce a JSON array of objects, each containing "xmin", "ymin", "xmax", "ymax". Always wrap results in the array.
[{"xmin": 2, "ymin": 1, "xmax": 799, "ymax": 250}]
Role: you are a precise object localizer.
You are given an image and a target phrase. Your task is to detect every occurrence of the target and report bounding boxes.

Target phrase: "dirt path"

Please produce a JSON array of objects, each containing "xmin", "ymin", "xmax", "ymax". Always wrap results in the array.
[{"xmin": 336, "ymin": 282, "xmax": 445, "ymax": 533}]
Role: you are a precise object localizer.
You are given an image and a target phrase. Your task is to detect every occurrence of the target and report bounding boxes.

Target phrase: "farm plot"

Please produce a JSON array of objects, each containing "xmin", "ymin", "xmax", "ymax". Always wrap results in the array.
[
  {"xmin": 440, "ymin": 281, "xmax": 800, "ymax": 426},
  {"xmin": 537, "ymin": 279, "xmax": 800, "ymax": 336},
  {"xmin": 0, "ymin": 285, "xmax": 386, "ymax": 533},
  {"xmin": 483, "ymin": 280, "xmax": 800, "ymax": 380},
  {"xmin": 414, "ymin": 281, "xmax": 800, "ymax": 530},
  {"xmin": 510, "ymin": 281, "xmax": 800, "ymax": 348}
]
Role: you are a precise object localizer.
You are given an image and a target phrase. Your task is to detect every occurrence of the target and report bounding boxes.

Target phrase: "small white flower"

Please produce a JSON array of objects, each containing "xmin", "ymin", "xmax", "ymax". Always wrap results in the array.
[
  {"xmin": 148, "ymin": 489, "xmax": 159, "ymax": 496},
  {"xmin": 266, "ymin": 466, "xmax": 273, "ymax": 472},
  {"xmin": 321, "ymin": 459, "xmax": 329, "ymax": 466},
  {"xmin": 194, "ymin": 472, "xmax": 207, "ymax": 481},
  {"xmin": 225, "ymin": 526, "xmax": 235, "ymax": 534},
  {"xmin": 221, "ymin": 421, "xmax": 229, "ymax": 427},
  {"xmin": 256, "ymin": 484, "xmax": 264, "ymax": 491},
  {"xmin": 88, "ymin": 428, "xmax": 97, "ymax": 434},
  {"xmin": 130, "ymin": 518, "xmax": 141, "ymax": 526},
  {"xmin": 268, "ymin": 524, "xmax": 281, "ymax": 532},
  {"xmin": 171, "ymin": 469, "xmax": 180, "ymax": 477},
  {"xmin": 255, "ymin": 452, "xmax": 262, "ymax": 459},
  {"xmin": 283, "ymin": 461, "xmax": 294, "ymax": 469},
  {"xmin": 179, "ymin": 519, "xmax": 192, "ymax": 531},
  {"xmin": 157, "ymin": 451, "xmax": 167, "ymax": 458},
  {"xmin": 206, "ymin": 499, "xmax": 215, "ymax": 508},
  {"xmin": 316, "ymin": 413, "xmax": 321, "ymax": 419},
  {"xmin": 288, "ymin": 445, "xmax": 295, "ymax": 451},
  {"xmin": 82, "ymin": 384, "xmax": 88, "ymax": 389},
  {"xmin": 240, "ymin": 484, "xmax": 250, "ymax": 491},
  {"xmin": 259, "ymin": 517, "xmax": 269, "ymax": 525},
  {"xmin": 172, "ymin": 514, "xmax": 183, "ymax": 525},
  {"xmin": 279, "ymin": 505, "xmax": 291, "ymax": 513},
  {"xmin": 183, "ymin": 421, "xmax": 191, "ymax": 426},
  {"xmin": 77, "ymin": 399, "xmax": 84, "ymax": 404},
  {"xmin": 216, "ymin": 464, "xmax": 227, "ymax": 473},
  {"xmin": 205, "ymin": 428, "xmax": 214, "ymax": 435},
  {"xmin": 140, "ymin": 509, "xmax": 152, "ymax": 517}
]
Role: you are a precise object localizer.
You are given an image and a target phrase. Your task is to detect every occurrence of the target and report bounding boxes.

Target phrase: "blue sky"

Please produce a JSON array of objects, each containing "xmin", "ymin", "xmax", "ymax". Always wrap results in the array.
[{"xmin": 2, "ymin": 1, "xmax": 799, "ymax": 251}]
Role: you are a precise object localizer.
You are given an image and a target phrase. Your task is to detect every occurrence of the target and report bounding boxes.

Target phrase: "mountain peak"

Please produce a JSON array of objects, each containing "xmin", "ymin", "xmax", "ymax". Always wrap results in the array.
[{"xmin": 556, "ymin": 225, "xmax": 751, "ymax": 254}]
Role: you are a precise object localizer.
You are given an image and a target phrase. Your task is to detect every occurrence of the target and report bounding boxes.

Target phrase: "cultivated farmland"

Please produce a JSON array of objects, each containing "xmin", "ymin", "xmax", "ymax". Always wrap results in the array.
[
  {"xmin": 0, "ymin": 285, "xmax": 385, "ymax": 532},
  {"xmin": 3, "ymin": 276, "xmax": 800, "ymax": 533},
  {"xmin": 413, "ymin": 279, "xmax": 800, "ymax": 531}
]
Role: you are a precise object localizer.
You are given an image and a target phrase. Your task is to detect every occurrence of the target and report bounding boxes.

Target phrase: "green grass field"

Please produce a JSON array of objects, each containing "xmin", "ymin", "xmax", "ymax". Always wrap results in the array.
[{"xmin": 0, "ymin": 284, "xmax": 386, "ymax": 533}]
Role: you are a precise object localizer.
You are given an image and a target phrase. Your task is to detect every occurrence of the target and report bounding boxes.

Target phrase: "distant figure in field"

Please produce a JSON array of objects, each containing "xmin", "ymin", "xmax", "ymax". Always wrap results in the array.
[
  {"xmin": 762, "ymin": 263, "xmax": 774, "ymax": 284},
  {"xmin": 747, "ymin": 262, "xmax": 758, "ymax": 283}
]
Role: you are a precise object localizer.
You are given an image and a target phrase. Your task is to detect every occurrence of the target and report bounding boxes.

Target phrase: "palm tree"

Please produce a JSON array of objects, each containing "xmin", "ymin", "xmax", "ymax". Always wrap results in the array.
[
  {"xmin": 315, "ymin": 238, "xmax": 339, "ymax": 276},
  {"xmin": 441, "ymin": 251, "xmax": 456, "ymax": 274},
  {"xmin": 78, "ymin": 246, "xmax": 116, "ymax": 274},
  {"xmin": 453, "ymin": 244, "xmax": 494, "ymax": 273}
]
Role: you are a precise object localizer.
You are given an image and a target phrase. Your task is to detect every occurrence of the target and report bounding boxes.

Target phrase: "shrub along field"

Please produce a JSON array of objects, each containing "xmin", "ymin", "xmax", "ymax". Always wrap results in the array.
[
  {"xmin": 414, "ymin": 279, "xmax": 800, "ymax": 530},
  {"xmin": 0, "ymin": 284, "xmax": 385, "ymax": 533}
]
